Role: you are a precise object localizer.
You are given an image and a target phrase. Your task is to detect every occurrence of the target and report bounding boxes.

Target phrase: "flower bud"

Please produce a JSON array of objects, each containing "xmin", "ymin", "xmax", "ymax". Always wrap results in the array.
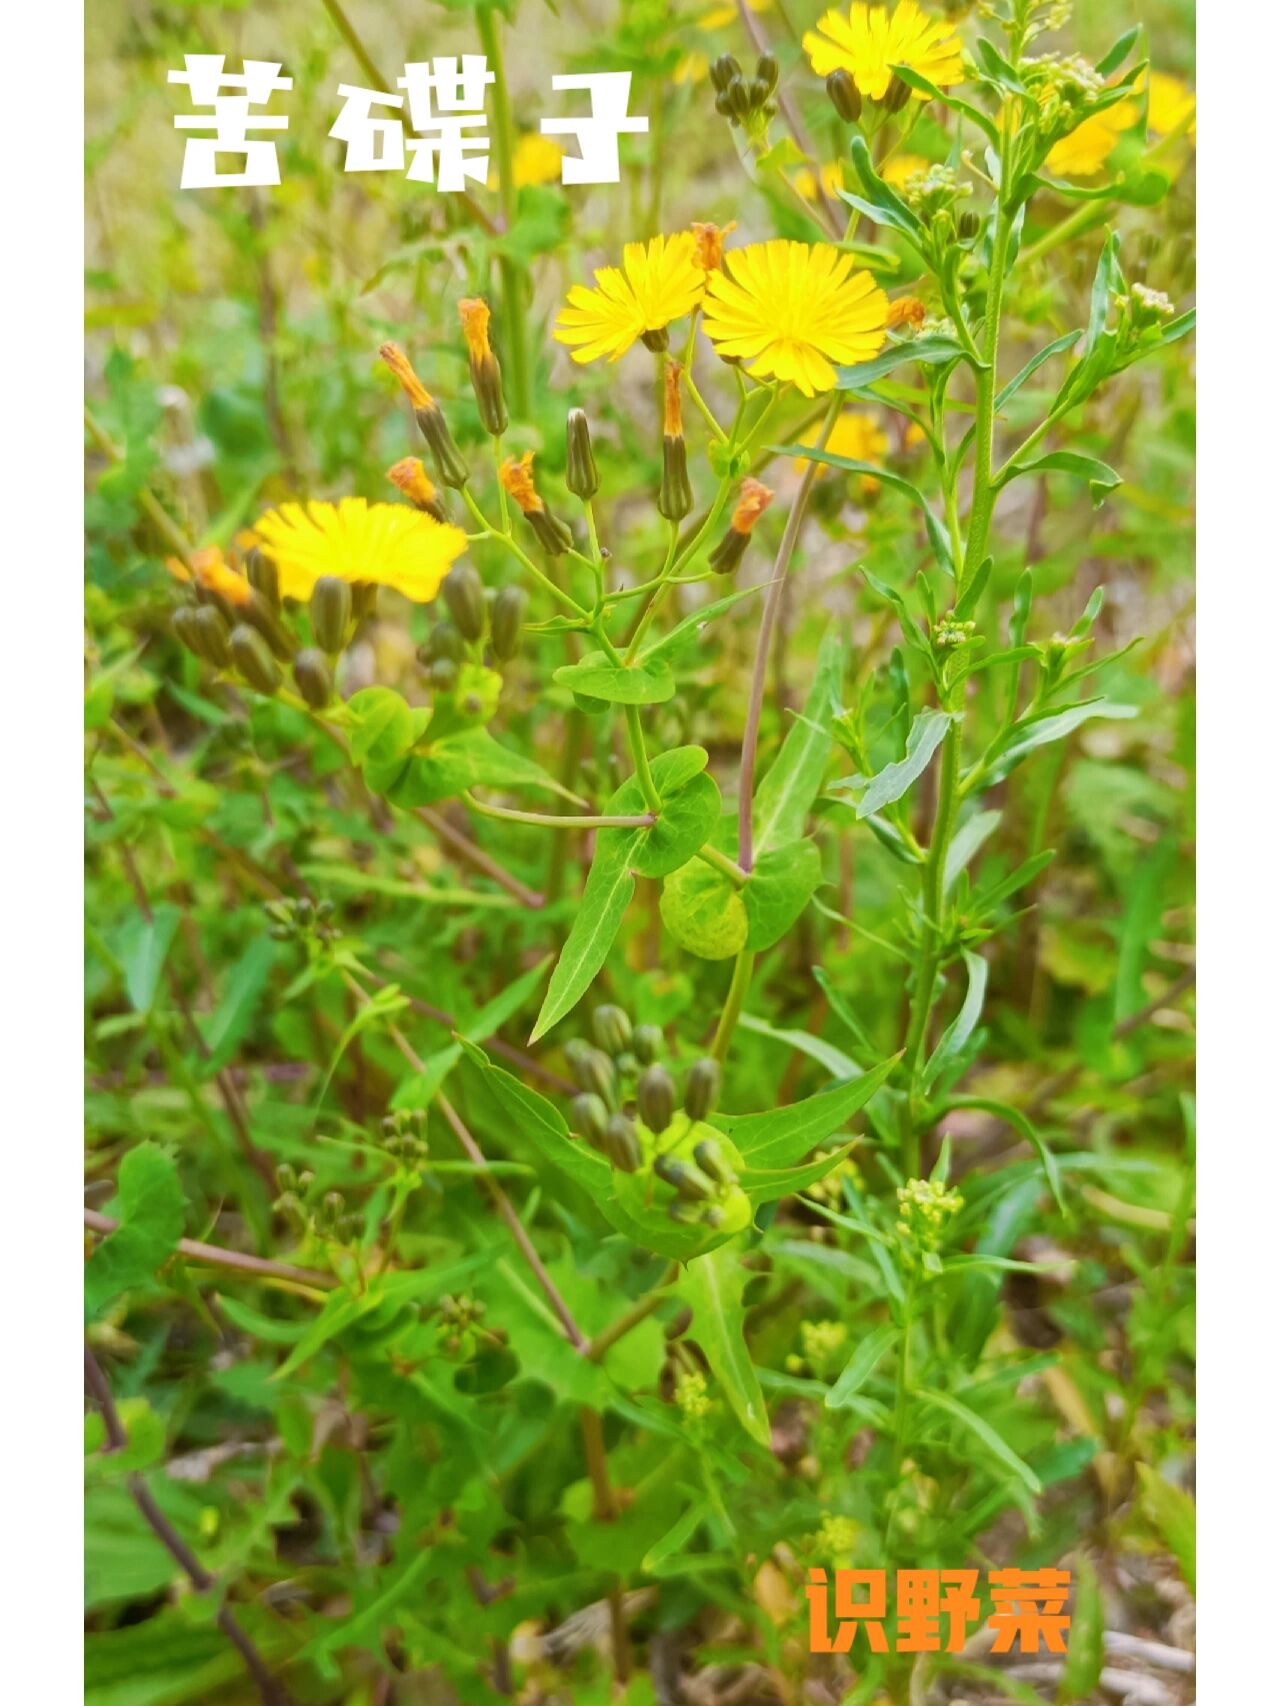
[
  {"xmin": 572, "ymin": 1045, "xmax": 617, "ymax": 1108},
  {"xmin": 826, "ymin": 68, "xmax": 862, "ymax": 124},
  {"xmin": 381, "ymin": 338, "xmax": 470, "ymax": 487},
  {"xmin": 430, "ymin": 657, "xmax": 459, "ymax": 694},
  {"xmin": 293, "ymin": 647, "xmax": 333, "ymax": 709},
  {"xmin": 458, "ymin": 297, "xmax": 508, "ymax": 437},
  {"xmin": 684, "ymin": 1057, "xmax": 722, "ymax": 1121},
  {"xmin": 632, "ymin": 1024, "xmax": 663, "ymax": 1066},
  {"xmin": 659, "ymin": 361, "xmax": 694, "ymax": 522},
  {"xmin": 490, "ymin": 585, "xmax": 527, "ymax": 662},
  {"xmin": 571, "ymin": 1092, "xmax": 610, "ymax": 1152},
  {"xmin": 422, "ymin": 621, "xmax": 464, "ymax": 666},
  {"xmin": 172, "ymin": 606, "xmax": 204, "ymax": 659},
  {"xmin": 229, "ymin": 624, "xmax": 282, "ymax": 694},
  {"xmin": 957, "ymin": 210, "xmax": 981, "ymax": 240},
  {"xmin": 351, "ymin": 582, "xmax": 378, "ymax": 622},
  {"xmin": 565, "ymin": 408, "xmax": 600, "ymax": 500},
  {"xmin": 882, "ymin": 73, "xmax": 913, "ymax": 114},
  {"xmin": 726, "ymin": 78, "xmax": 753, "ymax": 122},
  {"xmin": 755, "ymin": 54, "xmax": 779, "ymax": 95},
  {"xmin": 191, "ymin": 605, "xmax": 232, "ymax": 667},
  {"xmin": 708, "ymin": 478, "xmax": 774, "ymax": 575},
  {"xmin": 245, "ymin": 547, "xmax": 280, "ymax": 609},
  {"xmin": 654, "ymin": 1153, "xmax": 716, "ymax": 1202},
  {"xmin": 637, "ymin": 1065, "xmax": 676, "ymax": 1136},
  {"xmin": 592, "ymin": 1004, "xmax": 632, "ymax": 1056},
  {"xmin": 311, "ymin": 575, "xmax": 352, "ymax": 655},
  {"xmin": 604, "ymin": 1113, "xmax": 643, "ymax": 1173},
  {"xmin": 386, "ymin": 456, "xmax": 448, "ymax": 522},
  {"xmin": 240, "ymin": 587, "xmax": 294, "ymax": 659},
  {"xmin": 442, "ymin": 562, "xmax": 486, "ymax": 643},
  {"xmin": 710, "ymin": 54, "xmax": 742, "ymax": 93},
  {"xmin": 693, "ymin": 1137, "xmax": 736, "ymax": 1188},
  {"xmin": 499, "ymin": 452, "xmax": 574, "ymax": 556}
]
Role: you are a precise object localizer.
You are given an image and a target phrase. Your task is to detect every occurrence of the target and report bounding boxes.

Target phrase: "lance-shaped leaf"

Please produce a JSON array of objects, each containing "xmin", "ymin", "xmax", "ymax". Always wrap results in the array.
[
  {"xmin": 754, "ymin": 624, "xmax": 843, "ymax": 856},
  {"xmin": 830, "ymin": 708, "xmax": 957, "ymax": 819},
  {"xmin": 531, "ymin": 828, "xmax": 642, "ymax": 1040},
  {"xmin": 917, "ymin": 1386, "xmax": 1041, "ymax": 1494},
  {"xmin": 787, "ymin": 448, "xmax": 955, "ymax": 576},
  {"xmin": 826, "ymin": 1321, "xmax": 899, "ymax": 1410},
  {"xmin": 1000, "ymin": 449, "xmax": 1122, "ymax": 507},
  {"xmin": 553, "ymin": 650, "xmax": 676, "ymax": 705},
  {"xmin": 712, "ymin": 1055, "xmax": 900, "ymax": 1167},
  {"xmin": 923, "ymin": 949, "xmax": 988, "ymax": 1094},
  {"xmin": 740, "ymin": 1143, "xmax": 856, "ymax": 1208},
  {"xmin": 458, "ymin": 1038, "xmax": 612, "ymax": 1195},
  {"xmin": 836, "ymin": 333, "xmax": 970, "ymax": 392},
  {"xmin": 675, "ymin": 1241, "xmax": 770, "ymax": 1447}
]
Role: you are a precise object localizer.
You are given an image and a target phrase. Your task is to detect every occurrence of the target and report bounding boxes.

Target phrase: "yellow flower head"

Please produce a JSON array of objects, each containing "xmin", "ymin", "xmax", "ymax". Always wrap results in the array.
[
  {"xmin": 1046, "ymin": 101, "xmax": 1137, "ymax": 176},
  {"xmin": 698, "ymin": 0, "xmax": 769, "ymax": 29},
  {"xmin": 513, "ymin": 132, "xmax": 564, "ymax": 187},
  {"xmin": 252, "ymin": 498, "xmax": 466, "ymax": 604},
  {"xmin": 498, "ymin": 451, "xmax": 545, "ymax": 516},
  {"xmin": 166, "ymin": 546, "xmax": 254, "ymax": 607},
  {"xmin": 803, "ymin": 2, "xmax": 965, "ymax": 102},
  {"xmin": 701, "ymin": 240, "xmax": 889, "ymax": 396},
  {"xmin": 1144, "ymin": 71, "xmax": 1195, "ymax": 143},
  {"xmin": 458, "ymin": 297, "xmax": 493, "ymax": 362},
  {"xmin": 379, "ymin": 341, "xmax": 433, "ymax": 409},
  {"xmin": 386, "ymin": 457, "xmax": 440, "ymax": 510},
  {"xmin": 554, "ymin": 234, "xmax": 706, "ymax": 364},
  {"xmin": 690, "ymin": 220, "xmax": 736, "ymax": 272},
  {"xmin": 880, "ymin": 152, "xmax": 931, "ymax": 190},
  {"xmin": 797, "ymin": 411, "xmax": 889, "ymax": 492}
]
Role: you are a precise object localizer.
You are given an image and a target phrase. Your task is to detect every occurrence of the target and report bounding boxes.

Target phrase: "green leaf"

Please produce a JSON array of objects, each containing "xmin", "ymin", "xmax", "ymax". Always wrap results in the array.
[
  {"xmin": 605, "ymin": 747, "xmax": 720, "ymax": 878},
  {"xmin": 117, "ymin": 906, "xmax": 181, "ymax": 1015},
  {"xmin": 1004, "ymin": 449, "xmax": 1121, "ymax": 506},
  {"xmin": 675, "ymin": 1241, "xmax": 770, "ymax": 1446},
  {"xmin": 923, "ymin": 949, "xmax": 988, "ymax": 1093},
  {"xmin": 743, "ymin": 841, "xmax": 823, "ymax": 951},
  {"xmin": 836, "ymin": 333, "xmax": 969, "ymax": 391},
  {"xmin": 1136, "ymin": 1464, "xmax": 1196, "ymax": 1592},
  {"xmin": 754, "ymin": 624, "xmax": 843, "ymax": 855},
  {"xmin": 530, "ymin": 830, "xmax": 640, "ymax": 1039},
  {"xmin": 660, "ymin": 858, "xmax": 748, "ymax": 961},
  {"xmin": 1057, "ymin": 1553, "xmax": 1104, "ymax": 1701},
  {"xmin": 459, "ymin": 1038, "xmax": 612, "ymax": 1196},
  {"xmin": 198, "ymin": 937, "xmax": 277, "ymax": 1077},
  {"xmin": 995, "ymin": 330, "xmax": 1082, "ymax": 411},
  {"xmin": 391, "ymin": 957, "xmax": 552, "ymax": 1108},
  {"xmin": 553, "ymin": 650, "xmax": 676, "ymax": 705},
  {"xmin": 995, "ymin": 699, "xmax": 1136, "ymax": 771},
  {"xmin": 826, "ymin": 1322, "xmax": 899, "ymax": 1409},
  {"xmin": 844, "ymin": 135, "xmax": 926, "ymax": 241},
  {"xmin": 637, "ymin": 581, "xmax": 764, "ymax": 664},
  {"xmin": 787, "ymin": 447, "xmax": 955, "ymax": 575},
  {"xmin": 833, "ymin": 708, "xmax": 956, "ymax": 818},
  {"xmin": 888, "ymin": 65, "xmax": 1001, "ymax": 143},
  {"xmin": 85, "ymin": 1144, "xmax": 185, "ymax": 1320},
  {"xmin": 944, "ymin": 809, "xmax": 1002, "ymax": 892},
  {"xmin": 387, "ymin": 726, "xmax": 567, "ymax": 807},
  {"xmin": 917, "ymin": 1386, "xmax": 1041, "ymax": 1493},
  {"xmin": 273, "ymin": 1258, "xmax": 488, "ymax": 1379},
  {"xmin": 713, "ymin": 1056, "xmax": 899, "ymax": 1167},
  {"xmin": 740, "ymin": 1143, "xmax": 856, "ymax": 1208},
  {"xmin": 943, "ymin": 1097, "xmax": 1063, "ymax": 1212},
  {"xmin": 347, "ymin": 685, "xmax": 417, "ymax": 768}
]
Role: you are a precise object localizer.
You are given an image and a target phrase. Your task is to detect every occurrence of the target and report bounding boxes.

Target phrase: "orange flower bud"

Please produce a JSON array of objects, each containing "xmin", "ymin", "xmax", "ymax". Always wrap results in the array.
[
  {"xmin": 690, "ymin": 220, "xmax": 737, "ymax": 271},
  {"xmin": 457, "ymin": 297, "xmax": 493, "ymax": 362},
  {"xmin": 730, "ymin": 478, "xmax": 774, "ymax": 536},
  {"xmin": 386, "ymin": 457, "xmax": 447, "ymax": 521},
  {"xmin": 379, "ymin": 341, "xmax": 433, "ymax": 410},
  {"xmin": 663, "ymin": 361, "xmax": 685, "ymax": 440},
  {"xmin": 886, "ymin": 296, "xmax": 927, "ymax": 331},
  {"xmin": 498, "ymin": 451, "xmax": 544, "ymax": 516}
]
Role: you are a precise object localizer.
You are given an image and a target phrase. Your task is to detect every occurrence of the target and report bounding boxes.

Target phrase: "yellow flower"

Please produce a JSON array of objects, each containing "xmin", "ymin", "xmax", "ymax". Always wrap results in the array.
[
  {"xmin": 1046, "ymin": 101, "xmax": 1137, "ymax": 176},
  {"xmin": 514, "ymin": 133, "xmax": 564, "ymax": 188},
  {"xmin": 699, "ymin": 0, "xmax": 769, "ymax": 29},
  {"xmin": 796, "ymin": 411, "xmax": 888, "ymax": 493},
  {"xmin": 253, "ymin": 498, "xmax": 466, "ymax": 604},
  {"xmin": 794, "ymin": 160, "xmax": 846, "ymax": 204},
  {"xmin": 701, "ymin": 240, "xmax": 889, "ymax": 396},
  {"xmin": 674, "ymin": 50, "xmax": 709, "ymax": 86},
  {"xmin": 554, "ymin": 234, "xmax": 706, "ymax": 364},
  {"xmin": 1144, "ymin": 71, "xmax": 1195, "ymax": 143},
  {"xmin": 880, "ymin": 152, "xmax": 931, "ymax": 189},
  {"xmin": 803, "ymin": 2, "xmax": 965, "ymax": 102}
]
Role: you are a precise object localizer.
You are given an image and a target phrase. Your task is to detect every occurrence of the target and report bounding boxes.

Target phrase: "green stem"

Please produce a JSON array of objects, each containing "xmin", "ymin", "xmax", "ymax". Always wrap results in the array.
[
  {"xmin": 711, "ymin": 947, "xmax": 756, "ymax": 1063},
  {"xmin": 623, "ymin": 705, "xmax": 663, "ymax": 814},
  {"xmin": 461, "ymin": 487, "xmax": 588, "ymax": 618},
  {"xmin": 902, "ymin": 719, "xmax": 961, "ymax": 1124},
  {"xmin": 698, "ymin": 843, "xmax": 748, "ymax": 889},
  {"xmin": 476, "ymin": 6, "xmax": 529, "ymax": 416},
  {"xmin": 961, "ymin": 120, "xmax": 1016, "ymax": 586}
]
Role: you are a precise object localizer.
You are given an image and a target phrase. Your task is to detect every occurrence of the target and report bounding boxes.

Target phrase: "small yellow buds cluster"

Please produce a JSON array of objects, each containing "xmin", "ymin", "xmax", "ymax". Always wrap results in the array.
[
  {"xmin": 658, "ymin": 361, "xmax": 693, "ymax": 522},
  {"xmin": 499, "ymin": 451, "xmax": 574, "ymax": 555},
  {"xmin": 896, "ymin": 1177, "xmax": 963, "ymax": 1258},
  {"xmin": 932, "ymin": 611, "xmax": 977, "ymax": 651},
  {"xmin": 380, "ymin": 341, "xmax": 469, "ymax": 488},
  {"xmin": 801, "ymin": 1318, "xmax": 848, "ymax": 1366},
  {"xmin": 674, "ymin": 1369, "xmax": 712, "ymax": 1421},
  {"xmin": 386, "ymin": 457, "xmax": 447, "ymax": 523},
  {"xmin": 813, "ymin": 1513, "xmax": 859, "ymax": 1562},
  {"xmin": 804, "ymin": 1152, "xmax": 860, "ymax": 1208},
  {"xmin": 457, "ymin": 296, "xmax": 508, "ymax": 437},
  {"xmin": 708, "ymin": 478, "xmax": 774, "ymax": 575}
]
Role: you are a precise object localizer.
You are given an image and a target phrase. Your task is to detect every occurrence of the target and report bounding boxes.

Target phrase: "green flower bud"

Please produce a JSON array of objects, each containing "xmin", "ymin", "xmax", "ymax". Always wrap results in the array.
[
  {"xmin": 421, "ymin": 621, "xmax": 464, "ymax": 666},
  {"xmin": 443, "ymin": 562, "xmax": 486, "ymax": 643},
  {"xmin": 565, "ymin": 408, "xmax": 601, "ymax": 501},
  {"xmin": 191, "ymin": 605, "xmax": 232, "ymax": 667},
  {"xmin": 490, "ymin": 585, "xmax": 527, "ymax": 662},
  {"xmin": 571, "ymin": 1092, "xmax": 610, "ymax": 1152},
  {"xmin": 693, "ymin": 1137, "xmax": 736, "ymax": 1188},
  {"xmin": 311, "ymin": 576, "xmax": 352, "ymax": 655},
  {"xmin": 351, "ymin": 582, "xmax": 378, "ymax": 622},
  {"xmin": 714, "ymin": 89, "xmax": 734, "ymax": 118},
  {"xmin": 726, "ymin": 78, "xmax": 753, "ymax": 121},
  {"xmin": 527, "ymin": 507, "xmax": 576, "ymax": 556},
  {"xmin": 229, "ymin": 624, "xmax": 282, "ymax": 694},
  {"xmin": 826, "ymin": 68, "xmax": 862, "ymax": 124},
  {"xmin": 632, "ymin": 1024, "xmax": 663, "ymax": 1066},
  {"xmin": 957, "ymin": 210, "xmax": 981, "ymax": 240},
  {"xmin": 430, "ymin": 657, "xmax": 459, "ymax": 694},
  {"xmin": 654, "ymin": 1153, "xmax": 716, "ymax": 1202},
  {"xmin": 415, "ymin": 398, "xmax": 470, "ymax": 489},
  {"xmin": 604, "ymin": 1113, "xmax": 642, "ymax": 1173},
  {"xmin": 572, "ymin": 1045, "xmax": 617, "ymax": 1108},
  {"xmin": 293, "ymin": 647, "xmax": 333, "ymax": 709},
  {"xmin": 684, "ymin": 1057, "xmax": 722, "ymax": 1121},
  {"xmin": 172, "ymin": 606, "xmax": 204, "ymax": 659},
  {"xmin": 882, "ymin": 73, "xmax": 913, "ymax": 114},
  {"xmin": 245, "ymin": 547, "xmax": 280, "ymax": 610},
  {"xmin": 659, "ymin": 434, "xmax": 693, "ymax": 521},
  {"xmin": 592, "ymin": 1004, "xmax": 632, "ymax": 1056},
  {"xmin": 637, "ymin": 1065, "xmax": 676, "ymax": 1135},
  {"xmin": 707, "ymin": 528, "xmax": 750, "ymax": 576},
  {"xmin": 241, "ymin": 587, "xmax": 295, "ymax": 659},
  {"xmin": 755, "ymin": 54, "xmax": 779, "ymax": 95},
  {"xmin": 710, "ymin": 54, "xmax": 742, "ymax": 93}
]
